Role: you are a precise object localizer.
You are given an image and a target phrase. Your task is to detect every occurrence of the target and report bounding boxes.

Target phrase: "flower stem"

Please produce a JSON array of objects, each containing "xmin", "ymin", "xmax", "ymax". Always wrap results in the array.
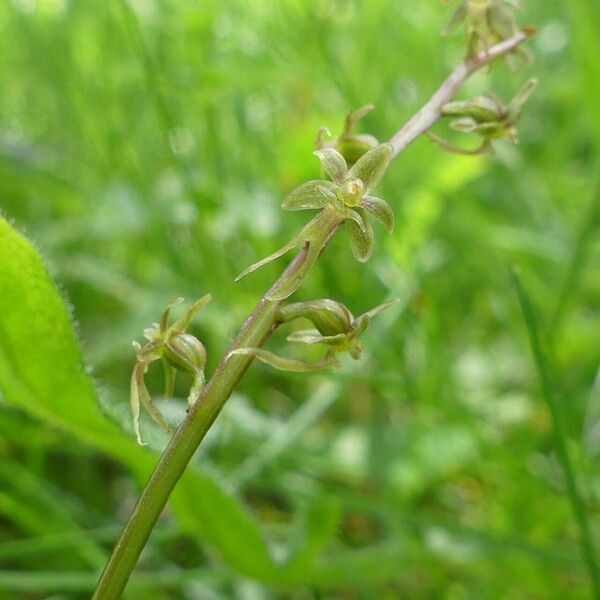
[{"xmin": 93, "ymin": 32, "xmax": 531, "ymax": 599}]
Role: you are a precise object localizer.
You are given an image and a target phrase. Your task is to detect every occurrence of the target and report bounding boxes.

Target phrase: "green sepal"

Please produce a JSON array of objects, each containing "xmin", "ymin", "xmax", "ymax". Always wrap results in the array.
[
  {"xmin": 282, "ymin": 180, "xmax": 334, "ymax": 211},
  {"xmin": 314, "ymin": 148, "xmax": 348, "ymax": 184},
  {"xmin": 345, "ymin": 207, "xmax": 374, "ymax": 263},
  {"xmin": 361, "ymin": 195, "xmax": 394, "ymax": 232},
  {"xmin": 486, "ymin": 2, "xmax": 517, "ymax": 40},
  {"xmin": 442, "ymin": 96, "xmax": 501, "ymax": 122},
  {"xmin": 442, "ymin": 0, "xmax": 467, "ymax": 35},
  {"xmin": 348, "ymin": 144, "xmax": 393, "ymax": 192},
  {"xmin": 170, "ymin": 294, "xmax": 212, "ymax": 333}
]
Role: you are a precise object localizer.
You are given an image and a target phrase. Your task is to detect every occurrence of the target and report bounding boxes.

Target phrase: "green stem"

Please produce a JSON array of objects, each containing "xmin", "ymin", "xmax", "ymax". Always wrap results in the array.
[
  {"xmin": 92, "ymin": 246, "xmax": 309, "ymax": 600},
  {"xmin": 93, "ymin": 32, "xmax": 532, "ymax": 599}
]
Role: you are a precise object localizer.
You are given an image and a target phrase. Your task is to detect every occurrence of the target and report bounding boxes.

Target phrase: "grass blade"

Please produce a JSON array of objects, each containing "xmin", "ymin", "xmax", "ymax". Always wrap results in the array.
[{"xmin": 511, "ymin": 269, "xmax": 600, "ymax": 599}]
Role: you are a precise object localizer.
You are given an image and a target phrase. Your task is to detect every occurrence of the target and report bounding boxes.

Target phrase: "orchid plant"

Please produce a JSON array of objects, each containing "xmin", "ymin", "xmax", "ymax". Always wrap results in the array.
[{"xmin": 96, "ymin": 3, "xmax": 538, "ymax": 596}]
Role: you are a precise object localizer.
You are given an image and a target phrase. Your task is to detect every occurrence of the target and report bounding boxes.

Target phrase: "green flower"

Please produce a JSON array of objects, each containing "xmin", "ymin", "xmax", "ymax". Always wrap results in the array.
[
  {"xmin": 282, "ymin": 144, "xmax": 394, "ymax": 262},
  {"xmin": 228, "ymin": 298, "xmax": 399, "ymax": 372},
  {"xmin": 130, "ymin": 295, "xmax": 210, "ymax": 445},
  {"xmin": 235, "ymin": 143, "xmax": 394, "ymax": 301},
  {"xmin": 443, "ymin": 0, "xmax": 529, "ymax": 61},
  {"xmin": 429, "ymin": 78, "xmax": 537, "ymax": 154}
]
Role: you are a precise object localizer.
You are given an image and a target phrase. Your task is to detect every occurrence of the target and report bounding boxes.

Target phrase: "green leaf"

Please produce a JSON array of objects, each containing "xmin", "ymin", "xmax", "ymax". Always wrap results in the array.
[
  {"xmin": 348, "ymin": 144, "xmax": 392, "ymax": 192},
  {"xmin": 314, "ymin": 148, "xmax": 348, "ymax": 184},
  {"xmin": 0, "ymin": 216, "xmax": 132, "ymax": 457},
  {"xmin": 0, "ymin": 217, "xmax": 278, "ymax": 580},
  {"xmin": 361, "ymin": 196, "xmax": 394, "ymax": 232},
  {"xmin": 282, "ymin": 180, "xmax": 334, "ymax": 211},
  {"xmin": 285, "ymin": 496, "xmax": 341, "ymax": 572}
]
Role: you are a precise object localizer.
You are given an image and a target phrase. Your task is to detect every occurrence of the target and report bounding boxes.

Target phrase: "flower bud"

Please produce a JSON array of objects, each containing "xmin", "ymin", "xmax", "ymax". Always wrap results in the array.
[
  {"xmin": 164, "ymin": 333, "xmax": 207, "ymax": 374},
  {"xmin": 280, "ymin": 299, "xmax": 353, "ymax": 336}
]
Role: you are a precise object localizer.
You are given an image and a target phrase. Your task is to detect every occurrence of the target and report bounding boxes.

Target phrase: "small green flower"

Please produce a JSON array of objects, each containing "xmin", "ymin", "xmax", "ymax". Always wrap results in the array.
[
  {"xmin": 429, "ymin": 78, "xmax": 537, "ymax": 154},
  {"xmin": 443, "ymin": 0, "xmax": 529, "ymax": 61},
  {"xmin": 235, "ymin": 143, "xmax": 394, "ymax": 300},
  {"xmin": 130, "ymin": 295, "xmax": 210, "ymax": 445},
  {"xmin": 228, "ymin": 298, "xmax": 399, "ymax": 372},
  {"xmin": 282, "ymin": 144, "xmax": 394, "ymax": 262}
]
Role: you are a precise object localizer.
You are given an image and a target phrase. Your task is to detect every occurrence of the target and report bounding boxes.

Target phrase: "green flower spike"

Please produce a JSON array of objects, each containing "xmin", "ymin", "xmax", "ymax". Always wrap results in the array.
[
  {"xmin": 228, "ymin": 298, "xmax": 399, "ymax": 372},
  {"xmin": 443, "ymin": 0, "xmax": 530, "ymax": 62},
  {"xmin": 235, "ymin": 144, "xmax": 394, "ymax": 301},
  {"xmin": 130, "ymin": 294, "xmax": 211, "ymax": 445},
  {"xmin": 315, "ymin": 104, "xmax": 379, "ymax": 165},
  {"xmin": 428, "ymin": 78, "xmax": 537, "ymax": 155}
]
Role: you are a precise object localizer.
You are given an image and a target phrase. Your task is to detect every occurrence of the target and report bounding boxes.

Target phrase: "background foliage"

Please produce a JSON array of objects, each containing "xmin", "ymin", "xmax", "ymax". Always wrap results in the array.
[{"xmin": 0, "ymin": 0, "xmax": 599, "ymax": 598}]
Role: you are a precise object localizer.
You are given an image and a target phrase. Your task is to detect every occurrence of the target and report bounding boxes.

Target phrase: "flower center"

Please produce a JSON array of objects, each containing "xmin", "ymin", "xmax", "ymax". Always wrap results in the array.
[{"xmin": 336, "ymin": 178, "xmax": 365, "ymax": 207}]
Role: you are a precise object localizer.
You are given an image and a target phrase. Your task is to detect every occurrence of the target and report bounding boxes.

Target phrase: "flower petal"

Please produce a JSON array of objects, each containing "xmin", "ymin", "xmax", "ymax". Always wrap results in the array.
[
  {"xmin": 228, "ymin": 347, "xmax": 335, "ymax": 372},
  {"xmin": 507, "ymin": 78, "xmax": 538, "ymax": 121},
  {"xmin": 348, "ymin": 144, "xmax": 392, "ymax": 192},
  {"xmin": 314, "ymin": 148, "xmax": 348, "ymax": 184},
  {"xmin": 282, "ymin": 180, "xmax": 334, "ymax": 211},
  {"xmin": 345, "ymin": 208, "xmax": 374, "ymax": 263},
  {"xmin": 442, "ymin": 96, "xmax": 501, "ymax": 122},
  {"xmin": 342, "ymin": 104, "xmax": 374, "ymax": 137},
  {"xmin": 287, "ymin": 329, "xmax": 348, "ymax": 346},
  {"xmin": 448, "ymin": 117, "xmax": 479, "ymax": 133},
  {"xmin": 361, "ymin": 195, "xmax": 394, "ymax": 232}
]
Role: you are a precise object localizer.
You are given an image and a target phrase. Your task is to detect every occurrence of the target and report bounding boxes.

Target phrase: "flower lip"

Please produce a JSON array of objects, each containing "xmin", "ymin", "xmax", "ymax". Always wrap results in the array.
[{"xmin": 336, "ymin": 178, "xmax": 365, "ymax": 207}]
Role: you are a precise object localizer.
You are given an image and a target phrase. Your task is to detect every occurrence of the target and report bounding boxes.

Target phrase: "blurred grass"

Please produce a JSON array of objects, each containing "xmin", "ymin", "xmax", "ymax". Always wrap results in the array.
[{"xmin": 0, "ymin": 0, "xmax": 599, "ymax": 598}]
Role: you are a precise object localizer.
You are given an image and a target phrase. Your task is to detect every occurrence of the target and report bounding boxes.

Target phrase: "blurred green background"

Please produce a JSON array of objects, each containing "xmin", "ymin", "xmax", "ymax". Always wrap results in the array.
[{"xmin": 1, "ymin": 0, "xmax": 599, "ymax": 598}]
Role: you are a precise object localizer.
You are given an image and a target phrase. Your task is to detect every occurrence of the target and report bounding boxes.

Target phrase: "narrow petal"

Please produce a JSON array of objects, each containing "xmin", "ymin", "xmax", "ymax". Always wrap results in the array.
[
  {"xmin": 160, "ymin": 297, "xmax": 184, "ymax": 332},
  {"xmin": 342, "ymin": 104, "xmax": 374, "ymax": 137},
  {"xmin": 171, "ymin": 293, "xmax": 212, "ymax": 332},
  {"xmin": 314, "ymin": 148, "xmax": 348, "ymax": 184},
  {"xmin": 287, "ymin": 329, "xmax": 348, "ymax": 346},
  {"xmin": 427, "ymin": 132, "xmax": 493, "ymax": 156},
  {"xmin": 507, "ymin": 78, "xmax": 538, "ymax": 120},
  {"xmin": 363, "ymin": 298, "xmax": 400, "ymax": 320},
  {"xmin": 361, "ymin": 196, "xmax": 394, "ymax": 232},
  {"xmin": 228, "ymin": 347, "xmax": 335, "ymax": 372},
  {"xmin": 282, "ymin": 180, "xmax": 334, "ymax": 211},
  {"xmin": 449, "ymin": 117, "xmax": 479, "ymax": 133},
  {"xmin": 345, "ymin": 208, "xmax": 374, "ymax": 263},
  {"xmin": 286, "ymin": 328, "xmax": 323, "ymax": 344},
  {"xmin": 130, "ymin": 364, "xmax": 144, "ymax": 445},
  {"xmin": 348, "ymin": 144, "xmax": 392, "ymax": 192}
]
